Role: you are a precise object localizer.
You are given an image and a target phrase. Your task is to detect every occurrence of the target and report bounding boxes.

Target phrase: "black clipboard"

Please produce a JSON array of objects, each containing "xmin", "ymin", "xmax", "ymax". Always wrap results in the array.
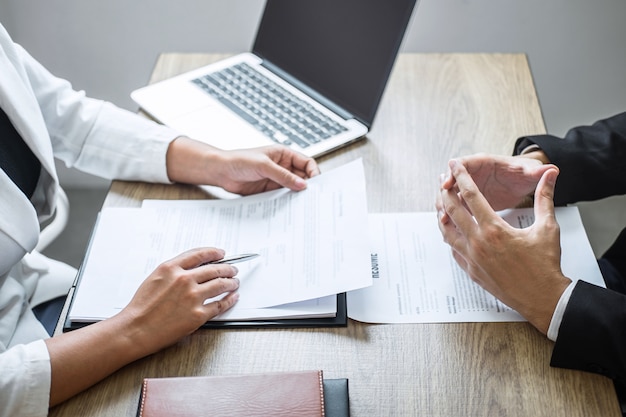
[
  {"xmin": 198, "ymin": 292, "xmax": 347, "ymax": 329},
  {"xmin": 64, "ymin": 292, "xmax": 347, "ymax": 332}
]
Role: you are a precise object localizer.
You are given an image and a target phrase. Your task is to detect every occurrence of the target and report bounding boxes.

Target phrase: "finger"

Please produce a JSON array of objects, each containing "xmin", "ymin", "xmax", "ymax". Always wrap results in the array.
[
  {"xmin": 290, "ymin": 168, "xmax": 308, "ymax": 179},
  {"xmin": 270, "ymin": 146, "xmax": 320, "ymax": 178},
  {"xmin": 436, "ymin": 173, "xmax": 448, "ymax": 219},
  {"xmin": 528, "ymin": 160, "xmax": 557, "ymax": 180},
  {"xmin": 532, "ymin": 167, "xmax": 559, "ymax": 226},
  {"xmin": 203, "ymin": 290, "xmax": 240, "ymax": 318},
  {"xmin": 448, "ymin": 159, "xmax": 496, "ymax": 225},
  {"xmin": 441, "ymin": 168, "xmax": 456, "ymax": 190},
  {"xmin": 284, "ymin": 150, "xmax": 321, "ymax": 178},
  {"xmin": 441, "ymin": 154, "xmax": 484, "ymax": 190},
  {"xmin": 439, "ymin": 171, "xmax": 475, "ymax": 225},
  {"xmin": 301, "ymin": 157, "xmax": 321, "ymax": 178},
  {"xmin": 261, "ymin": 160, "xmax": 310, "ymax": 191},
  {"xmin": 201, "ymin": 276, "xmax": 241, "ymax": 299},
  {"xmin": 435, "ymin": 190, "xmax": 448, "ymax": 224},
  {"xmin": 437, "ymin": 204, "xmax": 468, "ymax": 255},
  {"xmin": 191, "ymin": 263, "xmax": 239, "ymax": 284},
  {"xmin": 436, "ymin": 193, "xmax": 452, "ymax": 225},
  {"xmin": 171, "ymin": 247, "xmax": 226, "ymax": 270},
  {"xmin": 440, "ymin": 178, "xmax": 477, "ymax": 235}
]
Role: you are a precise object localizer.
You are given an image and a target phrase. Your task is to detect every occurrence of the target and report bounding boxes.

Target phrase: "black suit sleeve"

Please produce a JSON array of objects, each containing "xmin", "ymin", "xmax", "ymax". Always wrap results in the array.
[
  {"xmin": 511, "ymin": 113, "xmax": 626, "ymax": 382},
  {"xmin": 551, "ymin": 281, "xmax": 626, "ymax": 382},
  {"xmin": 513, "ymin": 112, "xmax": 626, "ymax": 206}
]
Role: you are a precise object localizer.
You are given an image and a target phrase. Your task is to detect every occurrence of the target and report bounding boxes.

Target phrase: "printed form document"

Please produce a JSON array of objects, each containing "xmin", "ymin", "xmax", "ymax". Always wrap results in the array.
[
  {"xmin": 69, "ymin": 159, "xmax": 372, "ymax": 323},
  {"xmin": 348, "ymin": 207, "xmax": 605, "ymax": 323}
]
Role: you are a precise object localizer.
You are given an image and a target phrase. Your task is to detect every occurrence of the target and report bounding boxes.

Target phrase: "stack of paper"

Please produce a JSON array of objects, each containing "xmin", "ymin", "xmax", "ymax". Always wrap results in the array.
[
  {"xmin": 67, "ymin": 157, "xmax": 605, "ymax": 329},
  {"xmin": 67, "ymin": 159, "xmax": 372, "ymax": 327}
]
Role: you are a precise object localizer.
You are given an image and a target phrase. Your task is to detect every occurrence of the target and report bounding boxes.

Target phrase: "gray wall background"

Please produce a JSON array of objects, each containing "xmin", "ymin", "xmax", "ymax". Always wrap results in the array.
[{"xmin": 1, "ymin": 0, "xmax": 625, "ymax": 188}]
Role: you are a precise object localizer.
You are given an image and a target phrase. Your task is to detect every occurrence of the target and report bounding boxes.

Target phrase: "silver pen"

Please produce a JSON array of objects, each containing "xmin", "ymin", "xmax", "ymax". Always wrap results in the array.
[{"xmin": 207, "ymin": 253, "xmax": 260, "ymax": 265}]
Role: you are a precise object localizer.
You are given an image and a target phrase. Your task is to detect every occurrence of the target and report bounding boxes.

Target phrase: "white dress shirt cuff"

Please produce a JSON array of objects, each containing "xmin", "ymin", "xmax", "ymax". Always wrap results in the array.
[
  {"xmin": 547, "ymin": 281, "xmax": 576, "ymax": 342},
  {"xmin": 0, "ymin": 339, "xmax": 51, "ymax": 417},
  {"xmin": 519, "ymin": 144, "xmax": 542, "ymax": 155}
]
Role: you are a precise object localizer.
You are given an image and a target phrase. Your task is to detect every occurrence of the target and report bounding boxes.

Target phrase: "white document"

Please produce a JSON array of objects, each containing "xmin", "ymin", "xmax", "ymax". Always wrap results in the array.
[
  {"xmin": 69, "ymin": 159, "xmax": 371, "ymax": 322},
  {"xmin": 347, "ymin": 207, "xmax": 605, "ymax": 324}
]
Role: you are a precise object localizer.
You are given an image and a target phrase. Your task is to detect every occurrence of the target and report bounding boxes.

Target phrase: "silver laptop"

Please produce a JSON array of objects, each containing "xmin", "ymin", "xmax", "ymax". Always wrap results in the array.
[{"xmin": 131, "ymin": 0, "xmax": 418, "ymax": 158}]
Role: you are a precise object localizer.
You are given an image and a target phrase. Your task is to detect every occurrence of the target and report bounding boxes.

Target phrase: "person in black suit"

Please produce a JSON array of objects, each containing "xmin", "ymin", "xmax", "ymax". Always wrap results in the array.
[{"xmin": 436, "ymin": 112, "xmax": 626, "ymax": 383}]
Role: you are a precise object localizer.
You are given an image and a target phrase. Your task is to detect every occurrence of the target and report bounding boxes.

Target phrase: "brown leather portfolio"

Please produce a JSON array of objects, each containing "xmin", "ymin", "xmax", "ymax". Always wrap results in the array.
[{"xmin": 137, "ymin": 370, "xmax": 325, "ymax": 417}]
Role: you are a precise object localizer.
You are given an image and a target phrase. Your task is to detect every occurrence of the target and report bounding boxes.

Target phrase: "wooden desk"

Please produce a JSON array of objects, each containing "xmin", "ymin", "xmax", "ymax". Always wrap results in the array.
[{"xmin": 50, "ymin": 53, "xmax": 621, "ymax": 416}]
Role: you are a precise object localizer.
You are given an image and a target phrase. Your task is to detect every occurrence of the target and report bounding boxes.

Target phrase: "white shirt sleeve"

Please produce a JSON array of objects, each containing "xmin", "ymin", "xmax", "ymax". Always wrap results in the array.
[
  {"xmin": 547, "ymin": 281, "xmax": 576, "ymax": 342},
  {"xmin": 16, "ymin": 42, "xmax": 182, "ymax": 184},
  {"xmin": 0, "ymin": 340, "xmax": 51, "ymax": 417}
]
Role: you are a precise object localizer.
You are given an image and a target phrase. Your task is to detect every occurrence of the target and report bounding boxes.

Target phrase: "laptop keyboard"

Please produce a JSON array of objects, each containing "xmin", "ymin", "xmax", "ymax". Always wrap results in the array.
[{"xmin": 191, "ymin": 63, "xmax": 347, "ymax": 149}]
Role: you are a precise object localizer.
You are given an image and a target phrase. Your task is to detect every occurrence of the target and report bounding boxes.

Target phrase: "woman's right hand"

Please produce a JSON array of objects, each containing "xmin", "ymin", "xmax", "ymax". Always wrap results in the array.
[
  {"xmin": 119, "ymin": 247, "xmax": 240, "ymax": 354},
  {"xmin": 46, "ymin": 247, "xmax": 240, "ymax": 406}
]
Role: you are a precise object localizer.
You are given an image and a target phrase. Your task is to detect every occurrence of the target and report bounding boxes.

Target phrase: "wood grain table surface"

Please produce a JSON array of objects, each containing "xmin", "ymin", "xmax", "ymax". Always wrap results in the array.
[{"xmin": 50, "ymin": 53, "xmax": 621, "ymax": 417}]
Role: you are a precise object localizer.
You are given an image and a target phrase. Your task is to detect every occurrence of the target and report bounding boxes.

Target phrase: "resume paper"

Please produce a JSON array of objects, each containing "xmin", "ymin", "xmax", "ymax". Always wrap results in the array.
[{"xmin": 347, "ymin": 207, "xmax": 605, "ymax": 323}]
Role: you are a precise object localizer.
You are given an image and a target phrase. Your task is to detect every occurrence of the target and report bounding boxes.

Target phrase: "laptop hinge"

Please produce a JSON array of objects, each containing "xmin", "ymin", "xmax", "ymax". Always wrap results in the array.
[{"xmin": 260, "ymin": 59, "xmax": 358, "ymax": 124}]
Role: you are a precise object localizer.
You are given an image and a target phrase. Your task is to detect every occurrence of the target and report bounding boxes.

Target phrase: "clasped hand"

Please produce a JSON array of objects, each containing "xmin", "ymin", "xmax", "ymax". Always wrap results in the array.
[{"xmin": 436, "ymin": 154, "xmax": 571, "ymax": 335}]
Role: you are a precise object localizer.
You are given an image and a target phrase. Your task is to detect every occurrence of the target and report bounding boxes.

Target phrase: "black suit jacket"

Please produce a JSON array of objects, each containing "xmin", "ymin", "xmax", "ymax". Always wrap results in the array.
[{"xmin": 513, "ymin": 111, "xmax": 626, "ymax": 381}]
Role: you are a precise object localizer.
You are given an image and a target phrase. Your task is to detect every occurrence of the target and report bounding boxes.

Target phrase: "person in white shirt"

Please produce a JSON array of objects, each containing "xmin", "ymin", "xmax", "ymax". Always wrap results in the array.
[{"xmin": 0, "ymin": 22, "xmax": 319, "ymax": 417}]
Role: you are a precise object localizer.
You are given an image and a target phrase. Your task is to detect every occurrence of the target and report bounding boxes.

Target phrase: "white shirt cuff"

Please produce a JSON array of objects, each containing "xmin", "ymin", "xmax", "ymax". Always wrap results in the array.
[
  {"xmin": 0, "ymin": 340, "xmax": 51, "ymax": 417},
  {"xmin": 519, "ymin": 144, "xmax": 542, "ymax": 155},
  {"xmin": 547, "ymin": 281, "xmax": 576, "ymax": 341}
]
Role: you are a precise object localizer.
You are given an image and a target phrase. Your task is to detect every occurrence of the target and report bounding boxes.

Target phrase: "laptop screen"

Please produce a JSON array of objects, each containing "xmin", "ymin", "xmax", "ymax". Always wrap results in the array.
[{"xmin": 252, "ymin": 0, "xmax": 417, "ymax": 127}]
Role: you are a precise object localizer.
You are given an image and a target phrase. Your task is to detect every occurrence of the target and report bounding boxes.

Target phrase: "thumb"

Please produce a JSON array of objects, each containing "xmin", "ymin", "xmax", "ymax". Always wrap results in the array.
[
  {"xmin": 530, "ymin": 161, "xmax": 558, "ymax": 182},
  {"xmin": 533, "ymin": 167, "xmax": 559, "ymax": 225}
]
